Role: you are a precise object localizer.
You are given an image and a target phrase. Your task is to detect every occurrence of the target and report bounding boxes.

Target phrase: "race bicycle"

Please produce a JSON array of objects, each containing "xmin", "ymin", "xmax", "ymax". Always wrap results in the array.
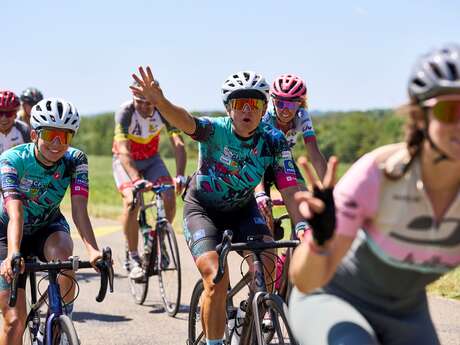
[
  {"xmin": 188, "ymin": 230, "xmax": 299, "ymax": 345},
  {"xmin": 128, "ymin": 182, "xmax": 182, "ymax": 317},
  {"xmin": 9, "ymin": 247, "xmax": 114, "ymax": 345}
]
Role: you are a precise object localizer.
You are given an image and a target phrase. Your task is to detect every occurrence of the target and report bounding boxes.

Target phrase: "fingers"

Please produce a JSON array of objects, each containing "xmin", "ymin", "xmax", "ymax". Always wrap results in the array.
[
  {"xmin": 323, "ymin": 156, "xmax": 339, "ymax": 189},
  {"xmin": 146, "ymin": 66, "xmax": 155, "ymax": 82},
  {"xmin": 295, "ymin": 191, "xmax": 325, "ymax": 218},
  {"xmin": 297, "ymin": 156, "xmax": 323, "ymax": 190},
  {"xmin": 132, "ymin": 73, "xmax": 144, "ymax": 87}
]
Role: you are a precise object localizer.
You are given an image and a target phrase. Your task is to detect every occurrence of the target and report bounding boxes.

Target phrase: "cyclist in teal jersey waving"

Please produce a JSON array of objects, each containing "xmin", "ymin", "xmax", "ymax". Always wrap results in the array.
[
  {"xmin": 289, "ymin": 44, "xmax": 460, "ymax": 345},
  {"xmin": 0, "ymin": 98, "xmax": 103, "ymax": 345},
  {"xmin": 131, "ymin": 67, "xmax": 309, "ymax": 345}
]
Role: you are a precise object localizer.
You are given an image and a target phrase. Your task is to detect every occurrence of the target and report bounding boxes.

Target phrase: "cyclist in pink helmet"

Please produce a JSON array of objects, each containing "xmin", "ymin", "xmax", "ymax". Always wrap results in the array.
[{"xmin": 255, "ymin": 74, "xmax": 327, "ymax": 231}]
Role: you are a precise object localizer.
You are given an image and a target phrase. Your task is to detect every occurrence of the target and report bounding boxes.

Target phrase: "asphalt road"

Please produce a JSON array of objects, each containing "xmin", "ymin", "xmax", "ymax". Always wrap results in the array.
[{"xmin": 3, "ymin": 215, "xmax": 460, "ymax": 345}]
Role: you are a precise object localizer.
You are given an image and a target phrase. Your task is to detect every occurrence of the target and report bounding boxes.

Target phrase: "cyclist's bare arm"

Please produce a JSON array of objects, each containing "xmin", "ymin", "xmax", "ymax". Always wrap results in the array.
[
  {"xmin": 289, "ymin": 234, "xmax": 353, "ymax": 294},
  {"xmin": 71, "ymin": 195, "xmax": 101, "ymax": 267},
  {"xmin": 117, "ymin": 140, "xmax": 142, "ymax": 181},
  {"xmin": 2, "ymin": 200, "xmax": 24, "ymax": 282},
  {"xmin": 304, "ymin": 140, "xmax": 327, "ymax": 181},
  {"xmin": 131, "ymin": 66, "xmax": 196, "ymax": 135},
  {"xmin": 254, "ymin": 181, "xmax": 265, "ymax": 194},
  {"xmin": 279, "ymin": 185, "xmax": 306, "ymax": 227},
  {"xmin": 169, "ymin": 134, "xmax": 186, "ymax": 177}
]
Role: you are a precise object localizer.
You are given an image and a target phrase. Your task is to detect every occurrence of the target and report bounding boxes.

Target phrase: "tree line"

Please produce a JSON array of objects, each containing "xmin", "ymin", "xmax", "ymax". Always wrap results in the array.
[{"xmin": 73, "ymin": 109, "xmax": 404, "ymax": 164}]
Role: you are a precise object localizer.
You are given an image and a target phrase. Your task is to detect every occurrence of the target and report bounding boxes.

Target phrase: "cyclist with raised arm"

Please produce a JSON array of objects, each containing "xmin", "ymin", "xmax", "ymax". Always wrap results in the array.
[
  {"xmin": 289, "ymin": 44, "xmax": 460, "ymax": 345},
  {"xmin": 131, "ymin": 67, "xmax": 308, "ymax": 345},
  {"xmin": 0, "ymin": 91, "xmax": 30, "ymax": 154},
  {"xmin": 18, "ymin": 87, "xmax": 43, "ymax": 126},
  {"xmin": 0, "ymin": 98, "xmax": 103, "ymax": 345},
  {"xmin": 255, "ymin": 74, "xmax": 326, "ymax": 231},
  {"xmin": 112, "ymin": 80, "xmax": 186, "ymax": 279}
]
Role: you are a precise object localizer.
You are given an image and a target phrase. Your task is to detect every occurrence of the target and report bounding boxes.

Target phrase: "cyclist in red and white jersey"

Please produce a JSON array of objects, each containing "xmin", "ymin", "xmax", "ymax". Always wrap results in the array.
[
  {"xmin": 289, "ymin": 43, "xmax": 460, "ymax": 345},
  {"xmin": 0, "ymin": 91, "xmax": 30, "ymax": 154},
  {"xmin": 112, "ymin": 80, "xmax": 187, "ymax": 278}
]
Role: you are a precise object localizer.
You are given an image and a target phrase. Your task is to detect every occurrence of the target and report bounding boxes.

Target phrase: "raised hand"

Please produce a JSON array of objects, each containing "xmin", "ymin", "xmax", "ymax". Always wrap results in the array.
[
  {"xmin": 130, "ymin": 66, "xmax": 164, "ymax": 106},
  {"xmin": 295, "ymin": 156, "xmax": 338, "ymax": 246}
]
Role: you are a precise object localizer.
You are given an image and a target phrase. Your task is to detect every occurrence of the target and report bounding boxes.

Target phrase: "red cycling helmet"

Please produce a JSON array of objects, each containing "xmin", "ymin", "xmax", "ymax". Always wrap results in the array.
[
  {"xmin": 271, "ymin": 74, "xmax": 307, "ymax": 100},
  {"xmin": 0, "ymin": 90, "xmax": 20, "ymax": 111}
]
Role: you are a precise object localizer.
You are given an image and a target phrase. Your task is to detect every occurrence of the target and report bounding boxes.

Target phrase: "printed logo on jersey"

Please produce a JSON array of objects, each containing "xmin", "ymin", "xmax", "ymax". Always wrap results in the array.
[
  {"xmin": 284, "ymin": 160, "xmax": 295, "ymax": 174},
  {"xmin": 1, "ymin": 166, "xmax": 17, "ymax": 174},
  {"xmin": 282, "ymin": 150, "xmax": 292, "ymax": 159},
  {"xmin": 76, "ymin": 164, "xmax": 88, "ymax": 173}
]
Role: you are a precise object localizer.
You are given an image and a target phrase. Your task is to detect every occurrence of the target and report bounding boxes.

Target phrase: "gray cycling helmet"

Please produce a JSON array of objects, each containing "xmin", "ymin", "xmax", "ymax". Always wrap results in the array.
[
  {"xmin": 221, "ymin": 71, "xmax": 270, "ymax": 104},
  {"xmin": 20, "ymin": 87, "xmax": 43, "ymax": 106},
  {"xmin": 408, "ymin": 43, "xmax": 460, "ymax": 102}
]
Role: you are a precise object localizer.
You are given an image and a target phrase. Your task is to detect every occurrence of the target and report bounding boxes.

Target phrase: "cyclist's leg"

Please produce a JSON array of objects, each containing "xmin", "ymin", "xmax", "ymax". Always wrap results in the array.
[
  {"xmin": 113, "ymin": 156, "xmax": 140, "ymax": 254},
  {"xmin": 288, "ymin": 288, "xmax": 379, "ymax": 345},
  {"xmin": 142, "ymin": 154, "xmax": 175, "ymax": 223},
  {"xmin": 235, "ymin": 199, "xmax": 275, "ymax": 290},
  {"xmin": 40, "ymin": 215, "xmax": 75, "ymax": 307},
  {"xmin": 0, "ymin": 232, "xmax": 29, "ymax": 345},
  {"xmin": 183, "ymin": 201, "xmax": 228, "ymax": 344}
]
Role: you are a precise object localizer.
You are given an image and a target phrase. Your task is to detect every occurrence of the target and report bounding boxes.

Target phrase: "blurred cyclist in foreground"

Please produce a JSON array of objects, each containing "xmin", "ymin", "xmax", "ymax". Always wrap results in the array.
[{"xmin": 289, "ymin": 43, "xmax": 460, "ymax": 345}]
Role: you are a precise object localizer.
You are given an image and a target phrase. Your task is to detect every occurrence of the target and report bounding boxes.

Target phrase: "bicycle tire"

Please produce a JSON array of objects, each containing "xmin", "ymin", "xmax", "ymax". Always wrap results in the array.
[
  {"xmin": 157, "ymin": 222, "xmax": 182, "ymax": 317},
  {"xmin": 50, "ymin": 314, "xmax": 79, "ymax": 345},
  {"xmin": 188, "ymin": 280, "xmax": 205, "ymax": 345},
  {"xmin": 256, "ymin": 294, "xmax": 298, "ymax": 345}
]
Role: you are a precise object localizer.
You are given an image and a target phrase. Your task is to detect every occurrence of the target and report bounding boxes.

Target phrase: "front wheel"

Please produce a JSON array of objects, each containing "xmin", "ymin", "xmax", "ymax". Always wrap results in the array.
[
  {"xmin": 157, "ymin": 222, "xmax": 182, "ymax": 317},
  {"xmin": 255, "ymin": 295, "xmax": 298, "ymax": 345},
  {"xmin": 188, "ymin": 280, "xmax": 205, "ymax": 345},
  {"xmin": 50, "ymin": 314, "xmax": 79, "ymax": 345}
]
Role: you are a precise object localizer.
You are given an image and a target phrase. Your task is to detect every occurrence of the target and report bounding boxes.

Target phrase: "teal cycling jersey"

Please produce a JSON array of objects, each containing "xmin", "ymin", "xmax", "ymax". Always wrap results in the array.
[
  {"xmin": 0, "ymin": 143, "xmax": 89, "ymax": 235},
  {"xmin": 185, "ymin": 116, "xmax": 300, "ymax": 211},
  {"xmin": 263, "ymin": 104, "xmax": 316, "ymax": 148}
]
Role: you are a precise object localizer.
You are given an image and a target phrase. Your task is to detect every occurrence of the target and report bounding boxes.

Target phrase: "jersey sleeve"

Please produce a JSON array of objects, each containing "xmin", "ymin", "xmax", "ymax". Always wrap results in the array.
[
  {"xmin": 159, "ymin": 112, "xmax": 181, "ymax": 136},
  {"xmin": 69, "ymin": 150, "xmax": 89, "ymax": 198},
  {"xmin": 190, "ymin": 117, "xmax": 216, "ymax": 142},
  {"xmin": 0, "ymin": 152, "xmax": 23, "ymax": 203},
  {"xmin": 113, "ymin": 102, "xmax": 134, "ymax": 142},
  {"xmin": 297, "ymin": 108, "xmax": 317, "ymax": 143},
  {"xmin": 334, "ymin": 153, "xmax": 381, "ymax": 238},
  {"xmin": 15, "ymin": 120, "xmax": 31, "ymax": 143},
  {"xmin": 271, "ymin": 135, "xmax": 299, "ymax": 190}
]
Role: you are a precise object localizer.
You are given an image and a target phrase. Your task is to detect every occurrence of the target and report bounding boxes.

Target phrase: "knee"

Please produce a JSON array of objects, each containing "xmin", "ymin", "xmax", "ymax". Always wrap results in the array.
[
  {"xmin": 3, "ymin": 313, "xmax": 26, "ymax": 337},
  {"xmin": 199, "ymin": 262, "xmax": 228, "ymax": 300}
]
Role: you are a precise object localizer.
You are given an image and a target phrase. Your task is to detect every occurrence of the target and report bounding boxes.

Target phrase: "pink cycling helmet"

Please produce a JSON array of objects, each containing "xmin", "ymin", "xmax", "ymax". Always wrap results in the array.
[{"xmin": 271, "ymin": 74, "xmax": 307, "ymax": 100}]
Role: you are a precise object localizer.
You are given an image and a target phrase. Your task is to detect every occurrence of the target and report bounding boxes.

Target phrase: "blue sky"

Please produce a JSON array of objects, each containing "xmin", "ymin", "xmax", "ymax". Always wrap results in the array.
[{"xmin": 3, "ymin": 0, "xmax": 459, "ymax": 115}]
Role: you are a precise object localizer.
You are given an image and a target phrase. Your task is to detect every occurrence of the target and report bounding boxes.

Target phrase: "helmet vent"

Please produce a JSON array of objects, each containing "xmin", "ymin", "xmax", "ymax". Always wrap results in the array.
[
  {"xmin": 243, "ymin": 72, "xmax": 250, "ymax": 80},
  {"xmin": 429, "ymin": 62, "xmax": 443, "ymax": 79},
  {"xmin": 413, "ymin": 78, "xmax": 426, "ymax": 87},
  {"xmin": 46, "ymin": 100, "xmax": 52, "ymax": 111},
  {"xmin": 35, "ymin": 105, "xmax": 42, "ymax": 112},
  {"xmin": 447, "ymin": 62, "xmax": 458, "ymax": 80},
  {"xmin": 57, "ymin": 102, "xmax": 63, "ymax": 118},
  {"xmin": 40, "ymin": 115, "xmax": 47, "ymax": 122},
  {"xmin": 64, "ymin": 117, "xmax": 70, "ymax": 124}
]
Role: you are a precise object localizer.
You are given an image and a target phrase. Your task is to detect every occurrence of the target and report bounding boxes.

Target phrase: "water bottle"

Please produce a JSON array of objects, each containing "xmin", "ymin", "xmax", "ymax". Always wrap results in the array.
[
  {"xmin": 35, "ymin": 323, "xmax": 45, "ymax": 344},
  {"xmin": 231, "ymin": 301, "xmax": 247, "ymax": 345}
]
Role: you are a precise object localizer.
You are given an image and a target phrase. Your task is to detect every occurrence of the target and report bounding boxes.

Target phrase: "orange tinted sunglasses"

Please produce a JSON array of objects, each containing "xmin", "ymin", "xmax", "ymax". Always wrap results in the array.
[
  {"xmin": 39, "ymin": 128, "xmax": 74, "ymax": 144},
  {"xmin": 229, "ymin": 98, "xmax": 266, "ymax": 112}
]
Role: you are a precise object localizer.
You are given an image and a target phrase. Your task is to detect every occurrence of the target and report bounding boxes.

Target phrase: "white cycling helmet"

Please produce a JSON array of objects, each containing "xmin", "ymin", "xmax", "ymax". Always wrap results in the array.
[
  {"xmin": 31, "ymin": 98, "xmax": 80, "ymax": 133},
  {"xmin": 221, "ymin": 71, "xmax": 270, "ymax": 104},
  {"xmin": 408, "ymin": 43, "xmax": 460, "ymax": 102}
]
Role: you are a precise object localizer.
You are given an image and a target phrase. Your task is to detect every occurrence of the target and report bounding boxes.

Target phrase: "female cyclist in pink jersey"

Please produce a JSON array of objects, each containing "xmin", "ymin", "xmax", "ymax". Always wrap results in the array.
[{"xmin": 288, "ymin": 43, "xmax": 460, "ymax": 345}]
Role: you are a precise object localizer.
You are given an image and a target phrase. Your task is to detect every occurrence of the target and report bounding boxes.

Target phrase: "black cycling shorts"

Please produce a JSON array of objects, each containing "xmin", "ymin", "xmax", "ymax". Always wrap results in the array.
[
  {"xmin": 183, "ymin": 198, "xmax": 272, "ymax": 260},
  {"xmin": 0, "ymin": 213, "xmax": 71, "ymax": 291}
]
